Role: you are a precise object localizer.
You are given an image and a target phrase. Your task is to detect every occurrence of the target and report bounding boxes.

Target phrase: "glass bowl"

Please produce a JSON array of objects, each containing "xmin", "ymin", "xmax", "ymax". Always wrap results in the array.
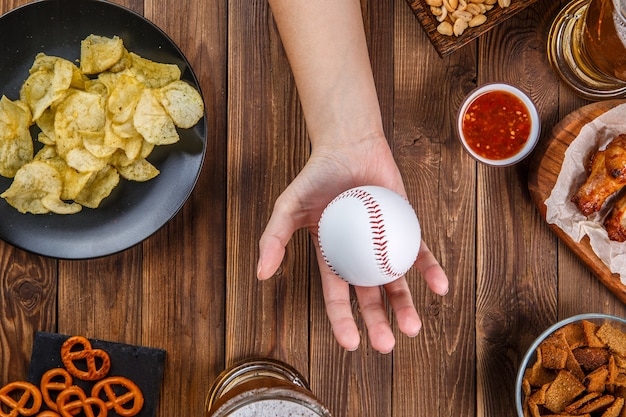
[
  {"xmin": 456, "ymin": 83, "xmax": 540, "ymax": 167},
  {"xmin": 515, "ymin": 313, "xmax": 626, "ymax": 417}
]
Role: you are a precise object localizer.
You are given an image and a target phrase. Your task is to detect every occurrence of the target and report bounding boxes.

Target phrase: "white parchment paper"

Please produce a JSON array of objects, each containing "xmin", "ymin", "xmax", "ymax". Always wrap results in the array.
[{"xmin": 544, "ymin": 103, "xmax": 626, "ymax": 282}]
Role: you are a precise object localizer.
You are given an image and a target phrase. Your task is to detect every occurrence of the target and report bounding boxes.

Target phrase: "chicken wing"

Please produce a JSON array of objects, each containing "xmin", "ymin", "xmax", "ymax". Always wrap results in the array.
[
  {"xmin": 604, "ymin": 191, "xmax": 626, "ymax": 242},
  {"xmin": 572, "ymin": 134, "xmax": 626, "ymax": 216}
]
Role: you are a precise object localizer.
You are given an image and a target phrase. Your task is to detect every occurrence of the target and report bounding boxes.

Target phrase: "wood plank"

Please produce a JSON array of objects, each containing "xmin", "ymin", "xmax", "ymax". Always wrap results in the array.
[
  {"xmin": 474, "ymin": 1, "xmax": 561, "ymax": 416},
  {"xmin": 0, "ymin": 244, "xmax": 56, "ymax": 384},
  {"xmin": 392, "ymin": 0, "xmax": 477, "ymax": 414},
  {"xmin": 140, "ymin": 1, "xmax": 228, "ymax": 416},
  {"xmin": 226, "ymin": 0, "xmax": 310, "ymax": 374}
]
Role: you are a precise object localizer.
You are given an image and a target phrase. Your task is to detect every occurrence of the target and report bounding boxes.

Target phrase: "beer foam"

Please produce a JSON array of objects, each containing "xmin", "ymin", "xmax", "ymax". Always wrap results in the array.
[{"xmin": 228, "ymin": 398, "xmax": 322, "ymax": 416}]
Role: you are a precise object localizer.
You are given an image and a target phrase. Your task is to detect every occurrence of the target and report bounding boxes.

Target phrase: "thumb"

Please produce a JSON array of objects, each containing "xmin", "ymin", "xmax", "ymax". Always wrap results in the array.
[{"xmin": 257, "ymin": 203, "xmax": 299, "ymax": 280}]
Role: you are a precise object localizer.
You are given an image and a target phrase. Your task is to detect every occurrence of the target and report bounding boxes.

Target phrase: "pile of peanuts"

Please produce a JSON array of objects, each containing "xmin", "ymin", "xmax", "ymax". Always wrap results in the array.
[{"xmin": 427, "ymin": 0, "xmax": 512, "ymax": 37}]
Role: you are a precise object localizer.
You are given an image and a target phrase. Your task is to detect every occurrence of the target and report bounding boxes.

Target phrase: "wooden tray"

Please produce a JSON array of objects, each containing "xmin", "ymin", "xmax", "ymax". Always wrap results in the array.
[
  {"xmin": 528, "ymin": 100, "xmax": 626, "ymax": 304},
  {"xmin": 406, "ymin": 0, "xmax": 540, "ymax": 58}
]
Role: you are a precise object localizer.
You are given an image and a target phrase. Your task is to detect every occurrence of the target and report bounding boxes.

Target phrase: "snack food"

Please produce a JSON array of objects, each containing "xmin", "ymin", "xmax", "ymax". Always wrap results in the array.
[
  {"xmin": 571, "ymin": 133, "xmax": 626, "ymax": 241},
  {"xmin": 0, "ymin": 335, "xmax": 145, "ymax": 417},
  {"xmin": 0, "ymin": 381, "xmax": 42, "ymax": 417},
  {"xmin": 0, "ymin": 34, "xmax": 204, "ymax": 214},
  {"xmin": 60, "ymin": 336, "xmax": 111, "ymax": 381},
  {"xmin": 521, "ymin": 319, "xmax": 626, "ymax": 417},
  {"xmin": 428, "ymin": 0, "xmax": 512, "ymax": 37}
]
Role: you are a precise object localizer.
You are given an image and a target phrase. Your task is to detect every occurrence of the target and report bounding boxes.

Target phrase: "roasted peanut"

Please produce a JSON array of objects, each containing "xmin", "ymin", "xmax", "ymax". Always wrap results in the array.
[
  {"xmin": 437, "ymin": 21, "xmax": 454, "ymax": 36},
  {"xmin": 428, "ymin": 0, "xmax": 511, "ymax": 37}
]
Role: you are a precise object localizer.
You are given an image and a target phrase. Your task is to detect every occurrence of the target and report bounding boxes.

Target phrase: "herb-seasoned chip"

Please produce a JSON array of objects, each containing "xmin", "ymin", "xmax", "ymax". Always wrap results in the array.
[
  {"xmin": 0, "ymin": 160, "xmax": 81, "ymax": 214},
  {"xmin": 134, "ymin": 88, "xmax": 180, "ymax": 145},
  {"xmin": 156, "ymin": 80, "xmax": 204, "ymax": 129},
  {"xmin": 1, "ymin": 34, "xmax": 204, "ymax": 214},
  {"xmin": 80, "ymin": 34, "xmax": 125, "ymax": 75},
  {"xmin": 0, "ymin": 96, "xmax": 33, "ymax": 178},
  {"xmin": 128, "ymin": 52, "xmax": 181, "ymax": 88},
  {"xmin": 115, "ymin": 158, "xmax": 159, "ymax": 182},
  {"xmin": 74, "ymin": 165, "xmax": 120, "ymax": 209},
  {"xmin": 20, "ymin": 54, "xmax": 75, "ymax": 121},
  {"xmin": 54, "ymin": 90, "xmax": 106, "ymax": 156}
]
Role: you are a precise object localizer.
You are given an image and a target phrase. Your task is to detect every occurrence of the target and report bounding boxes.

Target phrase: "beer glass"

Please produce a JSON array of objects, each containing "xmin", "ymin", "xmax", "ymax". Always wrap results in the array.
[
  {"xmin": 548, "ymin": 0, "xmax": 626, "ymax": 100},
  {"xmin": 205, "ymin": 358, "xmax": 333, "ymax": 416}
]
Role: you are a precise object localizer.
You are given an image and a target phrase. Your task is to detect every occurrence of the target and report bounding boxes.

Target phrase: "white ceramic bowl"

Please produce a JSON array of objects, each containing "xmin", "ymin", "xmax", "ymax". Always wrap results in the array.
[
  {"xmin": 457, "ymin": 83, "xmax": 540, "ymax": 167},
  {"xmin": 515, "ymin": 313, "xmax": 626, "ymax": 417}
]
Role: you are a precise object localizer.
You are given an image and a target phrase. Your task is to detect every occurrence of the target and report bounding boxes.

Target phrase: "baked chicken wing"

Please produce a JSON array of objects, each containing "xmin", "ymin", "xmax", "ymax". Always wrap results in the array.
[
  {"xmin": 572, "ymin": 134, "xmax": 626, "ymax": 216},
  {"xmin": 604, "ymin": 191, "xmax": 626, "ymax": 242}
]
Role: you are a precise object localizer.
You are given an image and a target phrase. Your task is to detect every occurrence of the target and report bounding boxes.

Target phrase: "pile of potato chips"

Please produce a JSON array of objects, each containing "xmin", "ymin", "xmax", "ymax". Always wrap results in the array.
[
  {"xmin": 521, "ymin": 319, "xmax": 626, "ymax": 417},
  {"xmin": 0, "ymin": 34, "xmax": 204, "ymax": 214}
]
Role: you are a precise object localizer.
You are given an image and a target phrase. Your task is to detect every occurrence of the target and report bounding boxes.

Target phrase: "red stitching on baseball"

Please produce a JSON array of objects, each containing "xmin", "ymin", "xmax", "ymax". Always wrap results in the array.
[{"xmin": 320, "ymin": 188, "xmax": 404, "ymax": 281}]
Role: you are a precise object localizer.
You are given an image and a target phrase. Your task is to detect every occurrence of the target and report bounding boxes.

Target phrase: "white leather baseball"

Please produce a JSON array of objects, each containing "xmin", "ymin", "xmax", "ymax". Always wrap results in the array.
[{"xmin": 317, "ymin": 186, "xmax": 421, "ymax": 287}]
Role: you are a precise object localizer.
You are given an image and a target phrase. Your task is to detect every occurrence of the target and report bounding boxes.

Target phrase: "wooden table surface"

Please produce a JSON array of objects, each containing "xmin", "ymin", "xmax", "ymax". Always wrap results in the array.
[{"xmin": 2, "ymin": 0, "xmax": 626, "ymax": 416}]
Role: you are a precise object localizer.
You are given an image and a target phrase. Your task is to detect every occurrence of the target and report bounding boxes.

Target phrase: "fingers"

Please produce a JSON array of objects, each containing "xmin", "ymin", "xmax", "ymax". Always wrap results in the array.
[
  {"xmin": 353, "ymin": 285, "xmax": 396, "ymax": 353},
  {"xmin": 257, "ymin": 198, "xmax": 299, "ymax": 280},
  {"xmin": 384, "ymin": 277, "xmax": 422, "ymax": 337},
  {"xmin": 416, "ymin": 240, "xmax": 449, "ymax": 296},
  {"xmin": 318, "ymin": 265, "xmax": 361, "ymax": 351}
]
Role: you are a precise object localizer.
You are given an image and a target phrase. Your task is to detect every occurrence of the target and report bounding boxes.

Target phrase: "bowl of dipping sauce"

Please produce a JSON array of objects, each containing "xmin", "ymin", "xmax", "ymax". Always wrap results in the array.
[{"xmin": 457, "ymin": 83, "xmax": 540, "ymax": 167}]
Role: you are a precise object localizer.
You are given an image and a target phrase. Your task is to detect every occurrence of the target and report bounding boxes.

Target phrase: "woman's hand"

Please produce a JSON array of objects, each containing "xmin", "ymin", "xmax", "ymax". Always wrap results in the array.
[{"xmin": 257, "ymin": 133, "xmax": 448, "ymax": 353}]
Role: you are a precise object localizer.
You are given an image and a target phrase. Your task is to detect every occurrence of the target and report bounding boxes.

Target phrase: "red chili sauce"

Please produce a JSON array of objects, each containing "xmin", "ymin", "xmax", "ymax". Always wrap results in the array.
[{"xmin": 461, "ymin": 90, "xmax": 532, "ymax": 160}]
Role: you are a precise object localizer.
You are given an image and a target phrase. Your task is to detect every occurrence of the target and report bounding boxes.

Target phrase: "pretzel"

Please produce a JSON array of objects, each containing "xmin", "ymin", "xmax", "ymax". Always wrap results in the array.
[
  {"xmin": 39, "ymin": 368, "xmax": 73, "ymax": 412},
  {"xmin": 60, "ymin": 336, "xmax": 110, "ymax": 381},
  {"xmin": 92, "ymin": 376, "xmax": 144, "ymax": 417},
  {"xmin": 55, "ymin": 386, "xmax": 107, "ymax": 417},
  {"xmin": 35, "ymin": 412, "xmax": 61, "ymax": 417},
  {"xmin": 0, "ymin": 381, "xmax": 42, "ymax": 417}
]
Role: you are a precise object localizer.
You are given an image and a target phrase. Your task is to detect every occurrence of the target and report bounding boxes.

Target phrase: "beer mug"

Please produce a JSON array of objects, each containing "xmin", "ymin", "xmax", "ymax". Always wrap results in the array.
[
  {"xmin": 548, "ymin": 0, "xmax": 626, "ymax": 100},
  {"xmin": 205, "ymin": 358, "xmax": 333, "ymax": 417}
]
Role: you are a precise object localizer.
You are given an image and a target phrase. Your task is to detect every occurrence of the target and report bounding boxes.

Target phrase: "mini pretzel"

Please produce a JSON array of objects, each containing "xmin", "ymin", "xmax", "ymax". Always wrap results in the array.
[
  {"xmin": 55, "ymin": 386, "xmax": 107, "ymax": 417},
  {"xmin": 60, "ymin": 336, "xmax": 110, "ymax": 381},
  {"xmin": 0, "ymin": 381, "xmax": 42, "ymax": 417},
  {"xmin": 92, "ymin": 376, "xmax": 144, "ymax": 417},
  {"xmin": 39, "ymin": 368, "xmax": 73, "ymax": 412},
  {"xmin": 36, "ymin": 412, "xmax": 61, "ymax": 417}
]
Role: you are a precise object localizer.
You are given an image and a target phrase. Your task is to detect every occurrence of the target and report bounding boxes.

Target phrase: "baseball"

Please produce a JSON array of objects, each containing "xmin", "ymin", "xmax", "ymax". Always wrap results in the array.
[{"xmin": 317, "ymin": 186, "xmax": 421, "ymax": 287}]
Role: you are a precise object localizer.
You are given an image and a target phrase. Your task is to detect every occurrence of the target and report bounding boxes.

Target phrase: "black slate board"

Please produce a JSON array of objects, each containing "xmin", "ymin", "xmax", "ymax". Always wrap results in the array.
[{"xmin": 28, "ymin": 332, "xmax": 166, "ymax": 417}]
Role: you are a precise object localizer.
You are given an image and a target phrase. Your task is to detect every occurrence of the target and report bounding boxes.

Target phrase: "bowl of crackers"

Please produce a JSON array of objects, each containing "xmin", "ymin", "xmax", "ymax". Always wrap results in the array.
[{"xmin": 516, "ymin": 313, "xmax": 626, "ymax": 417}]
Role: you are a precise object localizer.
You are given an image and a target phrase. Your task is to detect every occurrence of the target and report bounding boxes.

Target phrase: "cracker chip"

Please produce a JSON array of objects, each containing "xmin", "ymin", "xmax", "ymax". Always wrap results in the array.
[
  {"xmin": 522, "ymin": 321, "xmax": 626, "ymax": 417},
  {"xmin": 544, "ymin": 370, "xmax": 586, "ymax": 413}
]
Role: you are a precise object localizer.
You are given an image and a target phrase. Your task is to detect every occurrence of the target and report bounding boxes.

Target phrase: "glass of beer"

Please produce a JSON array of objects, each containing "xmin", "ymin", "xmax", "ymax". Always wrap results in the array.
[
  {"xmin": 547, "ymin": 0, "xmax": 626, "ymax": 100},
  {"xmin": 205, "ymin": 358, "xmax": 333, "ymax": 417}
]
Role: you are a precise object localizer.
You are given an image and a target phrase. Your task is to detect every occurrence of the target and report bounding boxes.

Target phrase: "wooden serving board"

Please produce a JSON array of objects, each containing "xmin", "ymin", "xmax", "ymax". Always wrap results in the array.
[
  {"xmin": 405, "ymin": 0, "xmax": 540, "ymax": 58},
  {"xmin": 528, "ymin": 99, "xmax": 626, "ymax": 304}
]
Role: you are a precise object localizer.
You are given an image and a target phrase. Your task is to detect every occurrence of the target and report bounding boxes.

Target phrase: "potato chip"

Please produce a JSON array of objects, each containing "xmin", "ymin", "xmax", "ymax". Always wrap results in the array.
[
  {"xmin": 65, "ymin": 147, "xmax": 108, "ymax": 173},
  {"xmin": 35, "ymin": 146, "xmax": 92, "ymax": 201},
  {"xmin": 0, "ymin": 96, "xmax": 33, "ymax": 178},
  {"xmin": 74, "ymin": 165, "xmax": 119, "ymax": 208},
  {"xmin": 80, "ymin": 35, "xmax": 125, "ymax": 75},
  {"xmin": 133, "ymin": 88, "xmax": 179, "ymax": 145},
  {"xmin": 0, "ymin": 160, "xmax": 80, "ymax": 214},
  {"xmin": 156, "ymin": 80, "xmax": 204, "ymax": 128},
  {"xmin": 20, "ymin": 54, "xmax": 75, "ymax": 121},
  {"xmin": 115, "ymin": 158, "xmax": 159, "ymax": 182},
  {"xmin": 54, "ymin": 90, "xmax": 106, "ymax": 156},
  {"xmin": 107, "ymin": 73, "xmax": 144, "ymax": 124},
  {"xmin": 1, "ymin": 34, "xmax": 204, "ymax": 214},
  {"xmin": 29, "ymin": 53, "xmax": 86, "ymax": 90},
  {"xmin": 128, "ymin": 52, "xmax": 181, "ymax": 88},
  {"xmin": 36, "ymin": 107, "xmax": 57, "ymax": 144}
]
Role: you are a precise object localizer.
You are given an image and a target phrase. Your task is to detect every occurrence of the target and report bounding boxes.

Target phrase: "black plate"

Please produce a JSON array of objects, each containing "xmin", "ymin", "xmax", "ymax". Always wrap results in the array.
[{"xmin": 0, "ymin": 0, "xmax": 207, "ymax": 259}]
